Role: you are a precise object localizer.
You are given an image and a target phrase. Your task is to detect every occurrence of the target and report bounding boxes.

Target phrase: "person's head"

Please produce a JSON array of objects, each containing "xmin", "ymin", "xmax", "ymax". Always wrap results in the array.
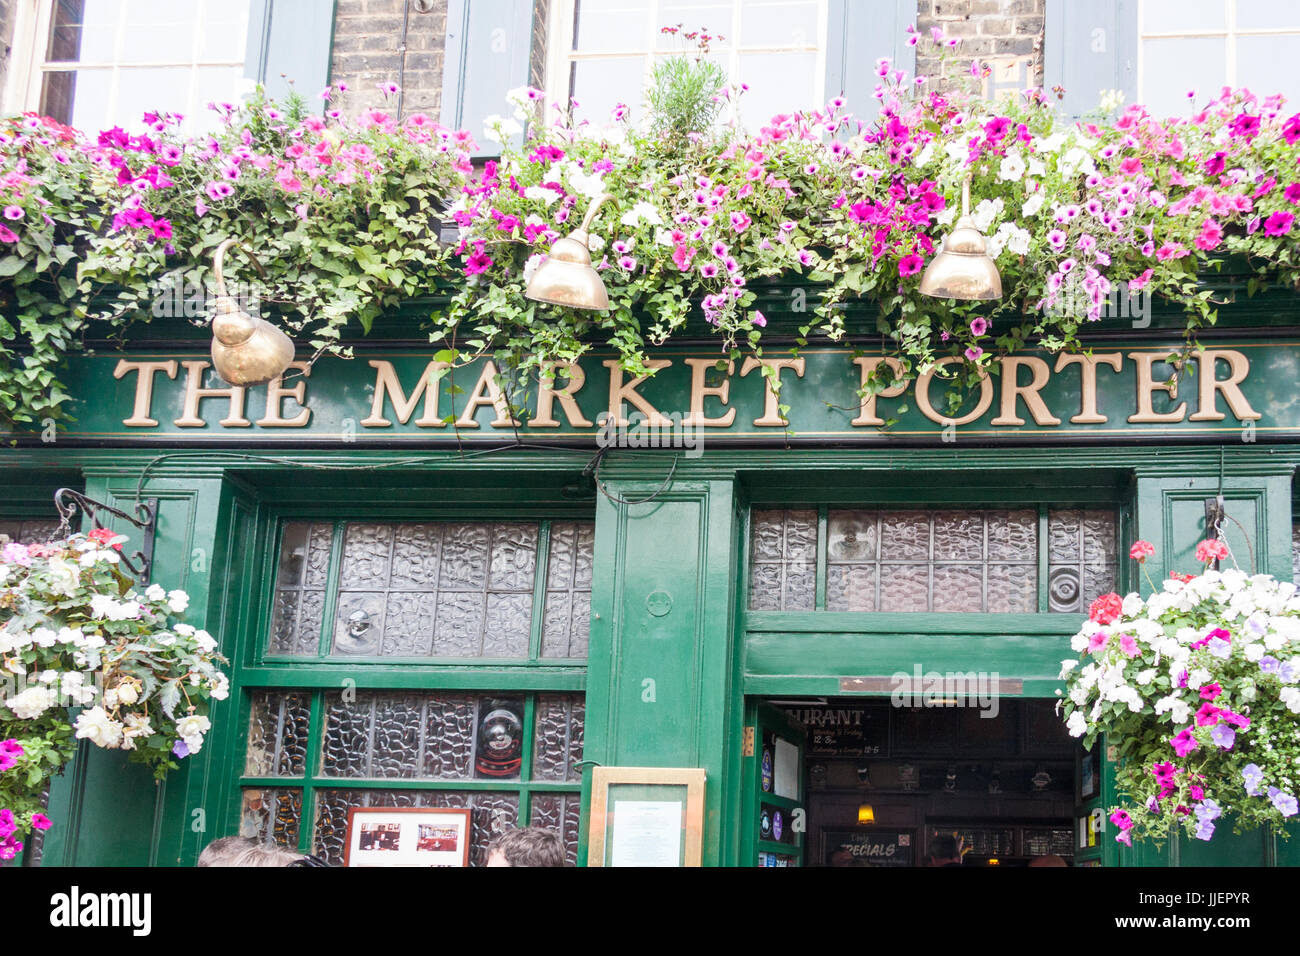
[
  {"xmin": 928, "ymin": 834, "xmax": 962, "ymax": 866},
  {"xmin": 485, "ymin": 827, "xmax": 566, "ymax": 867},
  {"xmin": 197, "ymin": 836, "xmax": 304, "ymax": 867},
  {"xmin": 1028, "ymin": 854, "xmax": 1068, "ymax": 868},
  {"xmin": 197, "ymin": 836, "xmax": 258, "ymax": 867}
]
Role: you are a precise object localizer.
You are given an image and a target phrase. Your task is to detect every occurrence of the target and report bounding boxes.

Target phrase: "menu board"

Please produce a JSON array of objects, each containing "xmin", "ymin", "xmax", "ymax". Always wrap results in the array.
[
  {"xmin": 788, "ymin": 705, "xmax": 890, "ymax": 758},
  {"xmin": 823, "ymin": 829, "xmax": 913, "ymax": 867}
]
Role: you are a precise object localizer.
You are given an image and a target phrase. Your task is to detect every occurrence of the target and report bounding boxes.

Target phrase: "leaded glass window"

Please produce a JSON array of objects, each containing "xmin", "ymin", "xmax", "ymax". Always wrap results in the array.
[
  {"xmin": 1292, "ymin": 520, "xmax": 1300, "ymax": 583},
  {"xmin": 267, "ymin": 519, "xmax": 594, "ymax": 660},
  {"xmin": 749, "ymin": 506, "xmax": 1117, "ymax": 613},
  {"xmin": 239, "ymin": 690, "xmax": 585, "ymax": 866}
]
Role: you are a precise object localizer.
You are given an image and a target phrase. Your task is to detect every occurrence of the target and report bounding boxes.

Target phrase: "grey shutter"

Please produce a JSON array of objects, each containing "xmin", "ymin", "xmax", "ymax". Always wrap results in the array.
[
  {"xmin": 245, "ymin": 0, "xmax": 337, "ymax": 112},
  {"xmin": 1044, "ymin": 0, "xmax": 1138, "ymax": 120},
  {"xmin": 825, "ymin": 0, "xmax": 917, "ymax": 109},
  {"xmin": 442, "ymin": 0, "xmax": 535, "ymax": 155}
]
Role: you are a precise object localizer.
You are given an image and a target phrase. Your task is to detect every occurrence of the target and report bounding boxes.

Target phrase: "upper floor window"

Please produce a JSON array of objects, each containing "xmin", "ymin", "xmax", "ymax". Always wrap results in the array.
[
  {"xmin": 1139, "ymin": 0, "xmax": 1300, "ymax": 115},
  {"xmin": 545, "ymin": 0, "xmax": 827, "ymax": 130},
  {"xmin": 8, "ymin": 0, "xmax": 253, "ymax": 134}
]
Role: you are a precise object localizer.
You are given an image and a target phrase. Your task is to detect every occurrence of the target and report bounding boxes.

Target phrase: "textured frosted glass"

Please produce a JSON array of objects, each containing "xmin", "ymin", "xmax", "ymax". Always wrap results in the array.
[
  {"xmin": 748, "ymin": 510, "xmax": 818, "ymax": 610},
  {"xmin": 240, "ymin": 788, "xmax": 302, "ymax": 849},
  {"xmin": 320, "ymin": 521, "xmax": 541, "ymax": 659},
  {"xmin": 244, "ymin": 691, "xmax": 311, "ymax": 777},
  {"xmin": 821, "ymin": 509, "xmax": 1041, "ymax": 612},
  {"xmin": 267, "ymin": 521, "xmax": 334, "ymax": 655},
  {"xmin": 530, "ymin": 792, "xmax": 581, "ymax": 866},
  {"xmin": 0, "ymin": 519, "xmax": 62, "ymax": 544},
  {"xmin": 541, "ymin": 522, "xmax": 594, "ymax": 659},
  {"xmin": 1048, "ymin": 509, "xmax": 1117, "ymax": 612},
  {"xmin": 532, "ymin": 695, "xmax": 585, "ymax": 781}
]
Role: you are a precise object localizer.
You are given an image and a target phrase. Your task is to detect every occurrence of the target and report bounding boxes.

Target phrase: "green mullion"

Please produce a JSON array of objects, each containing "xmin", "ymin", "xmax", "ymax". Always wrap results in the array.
[
  {"xmin": 239, "ymin": 776, "xmax": 583, "ymax": 794},
  {"xmin": 300, "ymin": 690, "xmax": 325, "ymax": 854},
  {"xmin": 1037, "ymin": 505, "xmax": 1050, "ymax": 614},
  {"xmin": 815, "ymin": 505, "xmax": 828, "ymax": 610},
  {"xmin": 316, "ymin": 520, "xmax": 347, "ymax": 657},
  {"xmin": 529, "ymin": 523, "xmax": 552, "ymax": 661}
]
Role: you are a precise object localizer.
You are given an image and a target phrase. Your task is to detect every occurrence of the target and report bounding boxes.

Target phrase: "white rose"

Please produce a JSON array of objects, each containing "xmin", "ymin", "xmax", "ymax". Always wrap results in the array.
[
  {"xmin": 145, "ymin": 584, "xmax": 166, "ymax": 602},
  {"xmin": 174, "ymin": 623, "xmax": 196, "ymax": 636},
  {"xmin": 46, "ymin": 556, "xmax": 80, "ymax": 597},
  {"xmin": 89, "ymin": 594, "xmax": 118, "ymax": 618},
  {"xmin": 75, "ymin": 706, "xmax": 124, "ymax": 749},
  {"xmin": 5, "ymin": 685, "xmax": 53, "ymax": 719},
  {"xmin": 167, "ymin": 590, "xmax": 190, "ymax": 614},
  {"xmin": 194, "ymin": 630, "xmax": 217, "ymax": 653},
  {"xmin": 209, "ymin": 674, "xmax": 230, "ymax": 701},
  {"xmin": 175, "ymin": 714, "xmax": 211, "ymax": 742},
  {"xmin": 117, "ymin": 681, "xmax": 140, "ymax": 706}
]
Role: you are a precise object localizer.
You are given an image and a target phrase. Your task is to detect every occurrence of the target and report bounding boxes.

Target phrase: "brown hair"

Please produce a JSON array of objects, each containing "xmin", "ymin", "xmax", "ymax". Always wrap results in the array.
[{"xmin": 487, "ymin": 827, "xmax": 566, "ymax": 867}]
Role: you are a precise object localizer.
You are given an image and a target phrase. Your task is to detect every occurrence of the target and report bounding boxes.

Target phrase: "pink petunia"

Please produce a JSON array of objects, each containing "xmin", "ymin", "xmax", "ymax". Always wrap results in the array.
[{"xmin": 1265, "ymin": 211, "xmax": 1295, "ymax": 236}]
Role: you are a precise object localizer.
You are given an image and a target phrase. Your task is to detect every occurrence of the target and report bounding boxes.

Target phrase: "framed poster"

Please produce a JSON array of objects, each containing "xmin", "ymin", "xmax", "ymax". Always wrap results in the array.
[
  {"xmin": 344, "ymin": 807, "xmax": 471, "ymax": 867},
  {"xmin": 587, "ymin": 767, "xmax": 706, "ymax": 867}
]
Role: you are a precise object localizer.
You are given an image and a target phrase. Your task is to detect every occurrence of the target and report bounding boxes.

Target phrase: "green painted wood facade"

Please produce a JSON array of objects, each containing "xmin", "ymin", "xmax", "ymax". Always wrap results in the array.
[{"xmin": 6, "ymin": 309, "xmax": 1300, "ymax": 867}]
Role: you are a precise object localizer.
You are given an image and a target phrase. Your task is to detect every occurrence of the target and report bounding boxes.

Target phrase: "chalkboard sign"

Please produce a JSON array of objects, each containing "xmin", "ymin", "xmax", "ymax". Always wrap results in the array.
[
  {"xmin": 786, "ymin": 705, "xmax": 889, "ymax": 758},
  {"xmin": 823, "ymin": 829, "xmax": 913, "ymax": 867}
]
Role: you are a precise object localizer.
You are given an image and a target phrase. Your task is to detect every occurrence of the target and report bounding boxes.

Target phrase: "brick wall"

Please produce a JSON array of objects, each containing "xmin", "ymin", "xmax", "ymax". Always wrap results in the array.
[
  {"xmin": 330, "ymin": 0, "xmax": 448, "ymax": 118},
  {"xmin": 916, "ymin": 0, "xmax": 1045, "ymax": 98}
]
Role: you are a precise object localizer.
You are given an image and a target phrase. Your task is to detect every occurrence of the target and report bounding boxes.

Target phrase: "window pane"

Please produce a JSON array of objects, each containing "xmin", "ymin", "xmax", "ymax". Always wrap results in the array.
[
  {"xmin": 739, "ymin": 1, "xmax": 819, "ymax": 47},
  {"xmin": 738, "ymin": 52, "xmax": 818, "ymax": 128},
  {"xmin": 47, "ymin": 0, "xmax": 123, "ymax": 63},
  {"xmin": 574, "ymin": 0, "xmax": 652, "ymax": 52},
  {"xmin": 529, "ymin": 792, "xmax": 582, "ymax": 865},
  {"xmin": 240, "ymin": 787, "xmax": 302, "ymax": 848},
  {"xmin": 1143, "ymin": 0, "xmax": 1227, "ymax": 31},
  {"xmin": 1047, "ymin": 509, "xmax": 1117, "ymax": 613},
  {"xmin": 114, "ymin": 66, "xmax": 192, "ymax": 124},
  {"xmin": 748, "ymin": 509, "xmax": 817, "ymax": 610},
  {"xmin": 658, "ymin": 1, "xmax": 732, "ymax": 45},
  {"xmin": 244, "ymin": 690, "xmax": 311, "ymax": 776},
  {"xmin": 1141, "ymin": 37, "xmax": 1226, "ymax": 113},
  {"xmin": 569, "ymin": 57, "xmax": 645, "ymax": 124},
  {"xmin": 1235, "ymin": 0, "xmax": 1300, "ymax": 30},
  {"xmin": 532, "ymin": 694, "xmax": 585, "ymax": 781},
  {"xmin": 117, "ymin": 0, "xmax": 199, "ymax": 64},
  {"xmin": 1236, "ymin": 35, "xmax": 1300, "ymax": 104},
  {"xmin": 0, "ymin": 518, "xmax": 62, "ymax": 543},
  {"xmin": 199, "ymin": 0, "xmax": 250, "ymax": 60},
  {"xmin": 1292, "ymin": 520, "xmax": 1300, "ymax": 583},
  {"xmin": 267, "ymin": 521, "xmax": 333, "ymax": 656},
  {"xmin": 41, "ymin": 69, "xmax": 111, "ymax": 131}
]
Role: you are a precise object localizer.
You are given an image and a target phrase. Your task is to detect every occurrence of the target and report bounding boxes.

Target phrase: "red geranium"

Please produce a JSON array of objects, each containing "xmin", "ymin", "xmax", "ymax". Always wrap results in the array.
[
  {"xmin": 1194, "ymin": 538, "xmax": 1229, "ymax": 563},
  {"xmin": 86, "ymin": 527, "xmax": 123, "ymax": 551},
  {"xmin": 1088, "ymin": 592, "xmax": 1123, "ymax": 625},
  {"xmin": 1129, "ymin": 540, "xmax": 1155, "ymax": 562}
]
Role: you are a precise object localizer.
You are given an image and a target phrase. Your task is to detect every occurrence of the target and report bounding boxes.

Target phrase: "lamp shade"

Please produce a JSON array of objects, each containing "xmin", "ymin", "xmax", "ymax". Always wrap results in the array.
[
  {"xmin": 919, "ymin": 178, "xmax": 1002, "ymax": 301},
  {"xmin": 525, "ymin": 193, "xmax": 615, "ymax": 311},
  {"xmin": 209, "ymin": 238, "xmax": 296, "ymax": 387}
]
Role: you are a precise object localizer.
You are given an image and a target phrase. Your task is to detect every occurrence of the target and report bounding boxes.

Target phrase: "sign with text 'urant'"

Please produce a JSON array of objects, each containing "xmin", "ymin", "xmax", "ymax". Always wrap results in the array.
[{"xmin": 41, "ymin": 341, "xmax": 1299, "ymax": 445}]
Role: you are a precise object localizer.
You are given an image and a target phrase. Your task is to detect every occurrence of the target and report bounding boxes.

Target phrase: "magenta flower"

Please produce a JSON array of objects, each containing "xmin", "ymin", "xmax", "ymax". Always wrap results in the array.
[
  {"xmin": 964, "ymin": 346, "xmax": 983, "ymax": 361},
  {"xmin": 752, "ymin": 310, "xmax": 767, "ymax": 328},
  {"xmin": 31, "ymin": 813, "xmax": 51, "ymax": 831},
  {"xmin": 3, "ymin": 205, "xmax": 23, "ymax": 220},
  {"xmin": 699, "ymin": 262, "xmax": 719, "ymax": 278},
  {"xmin": 1265, "ymin": 211, "xmax": 1295, "ymax": 236},
  {"xmin": 618, "ymin": 256, "xmax": 637, "ymax": 271},
  {"xmin": 0, "ymin": 225, "xmax": 17, "ymax": 243},
  {"xmin": 969, "ymin": 317, "xmax": 988, "ymax": 336},
  {"xmin": 1119, "ymin": 634, "xmax": 1140, "ymax": 658},
  {"xmin": 1171, "ymin": 728, "xmax": 1199, "ymax": 757},
  {"xmin": 730, "ymin": 211, "xmax": 751, "ymax": 233},
  {"xmin": 898, "ymin": 254, "xmax": 924, "ymax": 277},
  {"xmin": 1047, "ymin": 229, "xmax": 1067, "ymax": 251}
]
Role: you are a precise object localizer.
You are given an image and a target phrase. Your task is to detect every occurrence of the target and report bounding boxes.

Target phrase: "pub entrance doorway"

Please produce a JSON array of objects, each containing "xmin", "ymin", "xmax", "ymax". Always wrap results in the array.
[{"xmin": 747, "ymin": 697, "xmax": 1079, "ymax": 867}]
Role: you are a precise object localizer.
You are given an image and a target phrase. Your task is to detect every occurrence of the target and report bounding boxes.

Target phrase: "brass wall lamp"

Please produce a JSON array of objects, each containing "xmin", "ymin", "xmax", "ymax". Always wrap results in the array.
[
  {"xmin": 209, "ymin": 238, "xmax": 296, "ymax": 387},
  {"xmin": 524, "ymin": 193, "xmax": 616, "ymax": 311},
  {"xmin": 919, "ymin": 178, "xmax": 1003, "ymax": 301}
]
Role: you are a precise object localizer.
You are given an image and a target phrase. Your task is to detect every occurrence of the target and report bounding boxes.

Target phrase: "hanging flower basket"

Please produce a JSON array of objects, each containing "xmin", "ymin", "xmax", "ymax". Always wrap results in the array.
[
  {"xmin": 1059, "ymin": 539, "xmax": 1300, "ymax": 846},
  {"xmin": 0, "ymin": 528, "xmax": 229, "ymax": 860}
]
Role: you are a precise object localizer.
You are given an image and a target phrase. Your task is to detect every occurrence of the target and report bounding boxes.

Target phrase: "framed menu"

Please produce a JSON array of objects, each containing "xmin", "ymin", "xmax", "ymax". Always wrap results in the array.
[
  {"xmin": 587, "ymin": 767, "xmax": 707, "ymax": 867},
  {"xmin": 343, "ymin": 807, "xmax": 471, "ymax": 867}
]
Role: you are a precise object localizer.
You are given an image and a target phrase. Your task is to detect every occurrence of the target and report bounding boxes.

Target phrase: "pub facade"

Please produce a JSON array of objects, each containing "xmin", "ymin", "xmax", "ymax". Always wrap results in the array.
[{"xmin": 3, "ymin": 0, "xmax": 1300, "ymax": 867}]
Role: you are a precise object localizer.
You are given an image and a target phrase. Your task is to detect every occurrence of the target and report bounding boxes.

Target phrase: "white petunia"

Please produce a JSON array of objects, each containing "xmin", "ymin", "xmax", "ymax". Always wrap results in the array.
[
  {"xmin": 998, "ymin": 150, "xmax": 1026, "ymax": 182},
  {"xmin": 1066, "ymin": 710, "xmax": 1088, "ymax": 737}
]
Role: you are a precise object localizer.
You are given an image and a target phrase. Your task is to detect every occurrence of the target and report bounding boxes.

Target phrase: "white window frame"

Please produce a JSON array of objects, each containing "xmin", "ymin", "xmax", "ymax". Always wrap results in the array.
[
  {"xmin": 3, "ymin": 0, "xmax": 251, "ymax": 128},
  {"xmin": 543, "ymin": 0, "xmax": 829, "ymax": 126},
  {"xmin": 1137, "ymin": 0, "xmax": 1300, "ymax": 103}
]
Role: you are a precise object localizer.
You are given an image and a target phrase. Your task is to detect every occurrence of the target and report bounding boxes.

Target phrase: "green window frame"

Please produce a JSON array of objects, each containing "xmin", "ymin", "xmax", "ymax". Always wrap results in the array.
[{"xmin": 228, "ymin": 505, "xmax": 593, "ymax": 866}]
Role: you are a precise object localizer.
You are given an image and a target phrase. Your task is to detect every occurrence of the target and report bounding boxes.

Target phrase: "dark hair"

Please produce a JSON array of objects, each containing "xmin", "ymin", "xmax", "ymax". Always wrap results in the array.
[
  {"xmin": 487, "ymin": 827, "xmax": 566, "ymax": 867},
  {"xmin": 929, "ymin": 834, "xmax": 960, "ymax": 861}
]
